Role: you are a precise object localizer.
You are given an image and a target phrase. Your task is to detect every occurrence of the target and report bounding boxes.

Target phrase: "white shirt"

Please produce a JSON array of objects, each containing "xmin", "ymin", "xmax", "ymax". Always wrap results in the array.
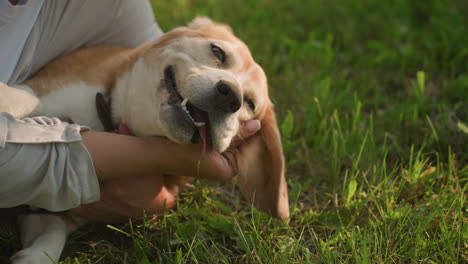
[{"xmin": 0, "ymin": 0, "xmax": 44, "ymax": 84}]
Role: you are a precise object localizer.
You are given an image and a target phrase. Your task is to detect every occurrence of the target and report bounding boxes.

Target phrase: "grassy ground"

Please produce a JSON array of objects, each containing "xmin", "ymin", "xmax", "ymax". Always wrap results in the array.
[{"xmin": 7, "ymin": 0, "xmax": 468, "ymax": 263}]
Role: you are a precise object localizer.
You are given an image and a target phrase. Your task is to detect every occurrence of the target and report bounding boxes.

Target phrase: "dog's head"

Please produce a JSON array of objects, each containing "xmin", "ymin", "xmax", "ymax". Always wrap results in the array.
[{"xmin": 122, "ymin": 17, "xmax": 289, "ymax": 220}]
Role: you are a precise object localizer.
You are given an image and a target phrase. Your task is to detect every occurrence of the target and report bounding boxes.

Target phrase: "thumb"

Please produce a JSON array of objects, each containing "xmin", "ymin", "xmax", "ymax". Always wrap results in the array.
[{"xmin": 232, "ymin": 120, "xmax": 261, "ymax": 146}]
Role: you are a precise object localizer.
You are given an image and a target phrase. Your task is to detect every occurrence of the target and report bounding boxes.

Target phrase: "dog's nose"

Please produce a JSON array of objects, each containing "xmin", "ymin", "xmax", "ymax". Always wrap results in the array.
[{"xmin": 215, "ymin": 80, "xmax": 242, "ymax": 113}]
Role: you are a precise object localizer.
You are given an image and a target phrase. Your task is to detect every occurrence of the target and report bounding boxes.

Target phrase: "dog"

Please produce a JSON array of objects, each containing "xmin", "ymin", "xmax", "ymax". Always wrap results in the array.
[{"xmin": 7, "ymin": 17, "xmax": 289, "ymax": 263}]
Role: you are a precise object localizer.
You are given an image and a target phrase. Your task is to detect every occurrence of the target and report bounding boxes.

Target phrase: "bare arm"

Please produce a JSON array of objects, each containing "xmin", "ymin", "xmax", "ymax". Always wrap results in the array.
[{"xmin": 81, "ymin": 120, "xmax": 261, "ymax": 182}]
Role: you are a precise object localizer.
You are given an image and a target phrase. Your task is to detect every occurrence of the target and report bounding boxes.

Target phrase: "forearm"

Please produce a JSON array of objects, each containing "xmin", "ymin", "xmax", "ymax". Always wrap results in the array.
[{"xmin": 81, "ymin": 131, "xmax": 235, "ymax": 182}]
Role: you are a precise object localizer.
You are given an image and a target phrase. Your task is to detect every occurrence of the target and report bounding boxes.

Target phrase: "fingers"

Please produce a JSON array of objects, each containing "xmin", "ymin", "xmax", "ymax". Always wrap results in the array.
[
  {"xmin": 70, "ymin": 199, "xmax": 129, "ymax": 223},
  {"xmin": 231, "ymin": 120, "xmax": 261, "ymax": 147},
  {"xmin": 146, "ymin": 120, "xmax": 261, "ymax": 182},
  {"xmin": 139, "ymin": 137, "xmax": 234, "ymax": 181},
  {"xmin": 197, "ymin": 121, "xmax": 261, "ymax": 181},
  {"xmin": 241, "ymin": 120, "xmax": 262, "ymax": 137},
  {"xmin": 71, "ymin": 175, "xmax": 178, "ymax": 222},
  {"xmin": 196, "ymin": 151, "xmax": 236, "ymax": 182}
]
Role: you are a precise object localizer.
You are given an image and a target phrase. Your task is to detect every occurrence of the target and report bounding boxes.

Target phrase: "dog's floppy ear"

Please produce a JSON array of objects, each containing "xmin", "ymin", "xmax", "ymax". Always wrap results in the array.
[{"xmin": 235, "ymin": 104, "xmax": 289, "ymax": 220}]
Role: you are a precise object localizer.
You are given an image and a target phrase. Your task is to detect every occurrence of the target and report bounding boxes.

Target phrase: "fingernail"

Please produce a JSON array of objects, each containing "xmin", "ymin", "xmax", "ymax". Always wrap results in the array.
[{"xmin": 246, "ymin": 120, "xmax": 261, "ymax": 133}]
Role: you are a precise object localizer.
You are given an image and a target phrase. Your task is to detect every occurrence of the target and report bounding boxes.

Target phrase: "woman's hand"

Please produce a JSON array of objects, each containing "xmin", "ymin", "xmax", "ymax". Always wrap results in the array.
[
  {"xmin": 81, "ymin": 119, "xmax": 261, "ymax": 181},
  {"xmin": 70, "ymin": 120, "xmax": 261, "ymax": 222}
]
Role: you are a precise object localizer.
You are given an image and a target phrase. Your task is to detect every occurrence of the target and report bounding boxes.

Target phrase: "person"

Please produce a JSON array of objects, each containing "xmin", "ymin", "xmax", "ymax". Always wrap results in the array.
[{"xmin": 0, "ymin": 0, "xmax": 260, "ymax": 221}]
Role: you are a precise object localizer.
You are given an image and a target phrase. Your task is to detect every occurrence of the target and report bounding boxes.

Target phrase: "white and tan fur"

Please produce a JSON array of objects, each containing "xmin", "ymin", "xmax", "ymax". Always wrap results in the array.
[{"xmin": 4, "ymin": 18, "xmax": 289, "ymax": 263}]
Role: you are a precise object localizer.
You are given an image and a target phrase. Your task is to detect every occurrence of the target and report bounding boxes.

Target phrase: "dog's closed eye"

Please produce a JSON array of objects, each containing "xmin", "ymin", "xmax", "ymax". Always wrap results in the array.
[
  {"xmin": 210, "ymin": 44, "xmax": 226, "ymax": 64},
  {"xmin": 245, "ymin": 97, "xmax": 256, "ymax": 112}
]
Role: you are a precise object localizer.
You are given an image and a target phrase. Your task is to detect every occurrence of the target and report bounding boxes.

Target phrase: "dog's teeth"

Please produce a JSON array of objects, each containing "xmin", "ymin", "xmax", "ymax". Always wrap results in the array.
[
  {"xmin": 181, "ymin": 98, "xmax": 188, "ymax": 106},
  {"xmin": 194, "ymin": 122, "xmax": 206, "ymax": 127}
]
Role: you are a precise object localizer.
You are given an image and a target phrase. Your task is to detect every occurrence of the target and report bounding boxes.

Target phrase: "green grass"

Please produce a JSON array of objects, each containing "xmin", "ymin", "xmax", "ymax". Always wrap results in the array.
[{"xmin": 12, "ymin": 0, "xmax": 468, "ymax": 263}]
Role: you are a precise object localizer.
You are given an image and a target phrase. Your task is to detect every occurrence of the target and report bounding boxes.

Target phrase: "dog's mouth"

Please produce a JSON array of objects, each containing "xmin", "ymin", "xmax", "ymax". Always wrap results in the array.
[{"xmin": 164, "ymin": 66, "xmax": 211, "ymax": 152}]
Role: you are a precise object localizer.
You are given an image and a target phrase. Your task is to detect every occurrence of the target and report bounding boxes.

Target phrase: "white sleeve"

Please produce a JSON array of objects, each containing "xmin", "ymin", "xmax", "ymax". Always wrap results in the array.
[{"xmin": 0, "ymin": 112, "xmax": 99, "ymax": 212}]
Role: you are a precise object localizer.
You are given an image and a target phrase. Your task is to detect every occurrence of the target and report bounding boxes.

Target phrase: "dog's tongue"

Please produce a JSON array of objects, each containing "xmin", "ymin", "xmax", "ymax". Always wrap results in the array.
[{"xmin": 192, "ymin": 108, "xmax": 209, "ymax": 153}]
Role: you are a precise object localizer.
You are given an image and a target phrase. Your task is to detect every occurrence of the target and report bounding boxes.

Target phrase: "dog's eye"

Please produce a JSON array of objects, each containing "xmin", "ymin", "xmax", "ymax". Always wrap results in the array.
[
  {"xmin": 245, "ymin": 98, "xmax": 256, "ymax": 111},
  {"xmin": 211, "ymin": 44, "xmax": 226, "ymax": 64}
]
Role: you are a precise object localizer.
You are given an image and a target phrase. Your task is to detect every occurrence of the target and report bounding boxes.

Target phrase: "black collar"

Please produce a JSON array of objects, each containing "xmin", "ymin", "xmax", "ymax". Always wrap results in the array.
[{"xmin": 95, "ymin": 92, "xmax": 115, "ymax": 131}]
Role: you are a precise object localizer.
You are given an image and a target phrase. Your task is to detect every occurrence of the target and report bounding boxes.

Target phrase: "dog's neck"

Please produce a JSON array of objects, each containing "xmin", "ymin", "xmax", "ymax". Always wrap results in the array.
[
  {"xmin": 109, "ymin": 57, "xmax": 165, "ymax": 137},
  {"xmin": 94, "ymin": 47, "xmax": 146, "ymax": 132}
]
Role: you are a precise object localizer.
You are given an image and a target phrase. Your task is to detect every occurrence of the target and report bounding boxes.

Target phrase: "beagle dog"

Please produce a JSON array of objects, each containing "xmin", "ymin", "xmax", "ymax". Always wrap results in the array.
[{"xmin": 9, "ymin": 17, "xmax": 289, "ymax": 263}]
